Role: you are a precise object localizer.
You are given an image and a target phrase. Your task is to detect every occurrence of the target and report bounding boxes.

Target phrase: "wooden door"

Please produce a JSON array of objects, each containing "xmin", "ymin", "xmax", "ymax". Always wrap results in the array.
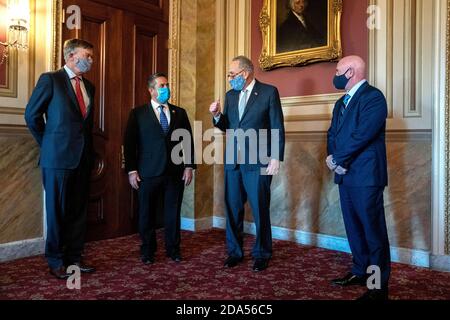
[{"xmin": 61, "ymin": 0, "xmax": 169, "ymax": 240}]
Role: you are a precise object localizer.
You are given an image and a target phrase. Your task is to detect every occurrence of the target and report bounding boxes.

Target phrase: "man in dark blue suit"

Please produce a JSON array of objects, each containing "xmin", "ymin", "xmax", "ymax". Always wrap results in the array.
[
  {"xmin": 210, "ymin": 56, "xmax": 285, "ymax": 272},
  {"xmin": 25, "ymin": 39, "xmax": 96, "ymax": 279},
  {"xmin": 327, "ymin": 56, "xmax": 390, "ymax": 300}
]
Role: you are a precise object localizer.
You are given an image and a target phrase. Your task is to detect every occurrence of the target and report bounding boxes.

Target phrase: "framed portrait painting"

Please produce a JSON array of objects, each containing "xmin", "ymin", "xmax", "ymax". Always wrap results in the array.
[
  {"xmin": 0, "ymin": 0, "xmax": 18, "ymax": 98},
  {"xmin": 259, "ymin": 0, "xmax": 342, "ymax": 71}
]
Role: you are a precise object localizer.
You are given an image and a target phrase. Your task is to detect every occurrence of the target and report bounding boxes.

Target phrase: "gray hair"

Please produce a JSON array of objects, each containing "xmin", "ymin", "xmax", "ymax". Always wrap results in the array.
[
  {"xmin": 289, "ymin": 0, "xmax": 308, "ymax": 10},
  {"xmin": 63, "ymin": 39, "xmax": 94, "ymax": 62},
  {"xmin": 147, "ymin": 72, "xmax": 168, "ymax": 89},
  {"xmin": 232, "ymin": 56, "xmax": 254, "ymax": 74}
]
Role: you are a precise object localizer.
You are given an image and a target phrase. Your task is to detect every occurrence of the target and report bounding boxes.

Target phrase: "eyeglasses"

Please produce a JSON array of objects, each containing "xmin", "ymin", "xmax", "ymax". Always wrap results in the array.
[{"xmin": 227, "ymin": 69, "xmax": 244, "ymax": 79}]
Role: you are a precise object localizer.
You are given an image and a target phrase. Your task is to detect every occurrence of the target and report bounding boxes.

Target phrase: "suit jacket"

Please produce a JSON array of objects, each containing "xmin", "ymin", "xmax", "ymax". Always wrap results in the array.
[
  {"xmin": 25, "ymin": 68, "xmax": 95, "ymax": 169},
  {"xmin": 277, "ymin": 11, "xmax": 326, "ymax": 52},
  {"xmin": 327, "ymin": 82, "xmax": 388, "ymax": 187},
  {"xmin": 214, "ymin": 80, "xmax": 285, "ymax": 171},
  {"xmin": 124, "ymin": 103, "xmax": 196, "ymax": 178}
]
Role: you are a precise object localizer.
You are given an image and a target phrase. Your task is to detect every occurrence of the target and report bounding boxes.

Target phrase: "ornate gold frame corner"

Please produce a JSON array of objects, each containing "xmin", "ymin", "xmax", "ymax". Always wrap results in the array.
[
  {"xmin": 52, "ymin": 0, "xmax": 63, "ymax": 71},
  {"xmin": 259, "ymin": 0, "xmax": 342, "ymax": 71},
  {"xmin": 168, "ymin": 0, "xmax": 180, "ymax": 106}
]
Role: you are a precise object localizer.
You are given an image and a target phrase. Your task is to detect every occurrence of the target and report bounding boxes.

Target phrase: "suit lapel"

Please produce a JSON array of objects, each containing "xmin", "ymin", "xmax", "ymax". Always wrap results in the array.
[
  {"xmin": 83, "ymin": 79, "xmax": 95, "ymax": 119},
  {"xmin": 240, "ymin": 80, "xmax": 260, "ymax": 123},
  {"xmin": 336, "ymin": 82, "xmax": 370, "ymax": 134},
  {"xmin": 167, "ymin": 103, "xmax": 178, "ymax": 133},
  {"xmin": 58, "ymin": 69, "xmax": 82, "ymax": 117}
]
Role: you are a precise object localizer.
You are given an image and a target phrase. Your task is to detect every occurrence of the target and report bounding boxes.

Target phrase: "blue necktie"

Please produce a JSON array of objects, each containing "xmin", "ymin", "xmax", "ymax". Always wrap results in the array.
[
  {"xmin": 238, "ymin": 89, "xmax": 248, "ymax": 121},
  {"xmin": 159, "ymin": 105, "xmax": 169, "ymax": 134},
  {"xmin": 338, "ymin": 94, "xmax": 351, "ymax": 126}
]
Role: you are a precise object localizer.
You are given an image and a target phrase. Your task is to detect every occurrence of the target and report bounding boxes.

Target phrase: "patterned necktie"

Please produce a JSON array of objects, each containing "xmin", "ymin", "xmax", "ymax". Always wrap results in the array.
[
  {"xmin": 238, "ymin": 89, "xmax": 248, "ymax": 121},
  {"xmin": 74, "ymin": 77, "xmax": 87, "ymax": 118},
  {"xmin": 159, "ymin": 105, "xmax": 169, "ymax": 134}
]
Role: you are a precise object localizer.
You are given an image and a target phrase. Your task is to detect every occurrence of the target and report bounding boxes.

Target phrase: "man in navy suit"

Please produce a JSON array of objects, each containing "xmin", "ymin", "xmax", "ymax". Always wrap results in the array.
[
  {"xmin": 124, "ymin": 73, "xmax": 195, "ymax": 265},
  {"xmin": 327, "ymin": 55, "xmax": 390, "ymax": 300},
  {"xmin": 210, "ymin": 56, "xmax": 285, "ymax": 272},
  {"xmin": 25, "ymin": 39, "xmax": 96, "ymax": 279}
]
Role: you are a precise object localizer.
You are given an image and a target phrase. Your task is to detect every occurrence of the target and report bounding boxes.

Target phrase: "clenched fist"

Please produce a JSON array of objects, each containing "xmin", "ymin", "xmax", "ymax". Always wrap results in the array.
[{"xmin": 210, "ymin": 99, "xmax": 221, "ymax": 117}]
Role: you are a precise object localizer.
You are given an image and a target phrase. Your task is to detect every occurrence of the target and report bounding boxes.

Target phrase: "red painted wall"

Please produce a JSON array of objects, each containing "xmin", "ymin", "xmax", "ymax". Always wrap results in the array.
[{"xmin": 251, "ymin": 0, "xmax": 369, "ymax": 97}]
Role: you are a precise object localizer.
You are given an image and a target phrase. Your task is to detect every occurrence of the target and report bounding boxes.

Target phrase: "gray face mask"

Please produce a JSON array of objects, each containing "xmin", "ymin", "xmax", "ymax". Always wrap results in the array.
[{"xmin": 76, "ymin": 57, "xmax": 92, "ymax": 73}]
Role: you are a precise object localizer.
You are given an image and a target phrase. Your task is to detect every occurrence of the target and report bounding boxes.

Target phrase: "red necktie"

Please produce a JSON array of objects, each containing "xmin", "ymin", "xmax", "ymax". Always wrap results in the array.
[{"xmin": 74, "ymin": 77, "xmax": 87, "ymax": 118}]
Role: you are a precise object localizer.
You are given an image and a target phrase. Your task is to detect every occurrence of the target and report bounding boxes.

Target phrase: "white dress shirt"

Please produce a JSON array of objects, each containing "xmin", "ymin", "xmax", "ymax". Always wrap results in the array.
[
  {"xmin": 64, "ymin": 65, "xmax": 90, "ymax": 108},
  {"xmin": 346, "ymin": 79, "xmax": 367, "ymax": 106},
  {"xmin": 151, "ymin": 99, "xmax": 171, "ymax": 125}
]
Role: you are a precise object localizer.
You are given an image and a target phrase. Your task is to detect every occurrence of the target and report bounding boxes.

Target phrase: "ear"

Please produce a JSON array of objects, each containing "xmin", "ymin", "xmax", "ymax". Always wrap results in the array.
[{"xmin": 347, "ymin": 68, "xmax": 355, "ymax": 78}]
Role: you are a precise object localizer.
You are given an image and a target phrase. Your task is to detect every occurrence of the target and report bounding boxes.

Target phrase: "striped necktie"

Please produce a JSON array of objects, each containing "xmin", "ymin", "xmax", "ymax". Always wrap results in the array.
[
  {"xmin": 340, "ymin": 94, "xmax": 351, "ymax": 116},
  {"xmin": 159, "ymin": 105, "xmax": 169, "ymax": 134}
]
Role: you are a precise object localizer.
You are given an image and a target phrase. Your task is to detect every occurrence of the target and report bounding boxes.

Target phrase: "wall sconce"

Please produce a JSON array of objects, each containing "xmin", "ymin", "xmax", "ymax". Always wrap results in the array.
[{"xmin": 0, "ymin": 0, "xmax": 30, "ymax": 65}]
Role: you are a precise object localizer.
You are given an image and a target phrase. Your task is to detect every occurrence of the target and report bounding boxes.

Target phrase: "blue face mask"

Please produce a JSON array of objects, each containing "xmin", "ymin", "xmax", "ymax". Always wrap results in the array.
[
  {"xmin": 333, "ymin": 68, "xmax": 351, "ymax": 90},
  {"xmin": 229, "ymin": 75, "xmax": 246, "ymax": 91},
  {"xmin": 157, "ymin": 87, "xmax": 171, "ymax": 104},
  {"xmin": 76, "ymin": 58, "xmax": 92, "ymax": 73}
]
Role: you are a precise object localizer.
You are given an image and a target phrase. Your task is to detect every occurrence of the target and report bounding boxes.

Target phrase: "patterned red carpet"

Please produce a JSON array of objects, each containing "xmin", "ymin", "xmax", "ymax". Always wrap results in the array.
[{"xmin": 0, "ymin": 229, "xmax": 449, "ymax": 300}]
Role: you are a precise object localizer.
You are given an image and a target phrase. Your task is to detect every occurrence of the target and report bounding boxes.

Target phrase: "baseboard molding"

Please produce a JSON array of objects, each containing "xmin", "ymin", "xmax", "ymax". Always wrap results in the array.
[
  {"xmin": 180, "ymin": 217, "xmax": 213, "ymax": 231},
  {"xmin": 181, "ymin": 216, "xmax": 431, "ymax": 268},
  {"xmin": 0, "ymin": 238, "xmax": 45, "ymax": 263},
  {"xmin": 430, "ymin": 255, "xmax": 450, "ymax": 272}
]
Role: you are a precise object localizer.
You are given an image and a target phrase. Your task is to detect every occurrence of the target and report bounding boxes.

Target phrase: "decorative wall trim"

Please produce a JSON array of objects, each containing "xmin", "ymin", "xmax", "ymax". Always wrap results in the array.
[
  {"xmin": 282, "ymin": 93, "xmax": 341, "ymax": 122},
  {"xmin": 181, "ymin": 217, "xmax": 213, "ymax": 231},
  {"xmin": 168, "ymin": 0, "xmax": 180, "ymax": 105},
  {"xmin": 207, "ymin": 217, "xmax": 431, "ymax": 268},
  {"xmin": 282, "ymin": 130, "xmax": 432, "ymax": 142},
  {"xmin": 431, "ymin": 254, "xmax": 450, "ymax": 272},
  {"xmin": 445, "ymin": 0, "xmax": 450, "ymax": 254},
  {"xmin": 52, "ymin": 0, "xmax": 63, "ymax": 71},
  {"xmin": 0, "ymin": 107, "xmax": 25, "ymax": 115},
  {"xmin": 0, "ymin": 238, "xmax": 45, "ymax": 263},
  {"xmin": 369, "ymin": 0, "xmax": 394, "ymax": 118},
  {"xmin": 0, "ymin": 124, "xmax": 29, "ymax": 134}
]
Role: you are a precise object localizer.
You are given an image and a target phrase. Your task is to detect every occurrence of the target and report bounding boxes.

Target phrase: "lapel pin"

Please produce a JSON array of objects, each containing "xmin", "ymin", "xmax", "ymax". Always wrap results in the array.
[
  {"xmin": 172, "ymin": 110, "xmax": 176, "ymax": 113},
  {"xmin": 255, "ymin": 92, "xmax": 258, "ymax": 96}
]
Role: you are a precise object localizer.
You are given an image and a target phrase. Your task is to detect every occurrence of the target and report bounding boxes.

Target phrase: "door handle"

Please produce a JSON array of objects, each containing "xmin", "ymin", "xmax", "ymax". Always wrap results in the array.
[{"xmin": 121, "ymin": 145, "xmax": 125, "ymax": 169}]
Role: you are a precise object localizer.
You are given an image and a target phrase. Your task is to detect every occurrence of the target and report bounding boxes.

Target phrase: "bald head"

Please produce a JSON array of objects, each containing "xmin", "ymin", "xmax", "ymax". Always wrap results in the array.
[{"xmin": 335, "ymin": 55, "xmax": 366, "ymax": 91}]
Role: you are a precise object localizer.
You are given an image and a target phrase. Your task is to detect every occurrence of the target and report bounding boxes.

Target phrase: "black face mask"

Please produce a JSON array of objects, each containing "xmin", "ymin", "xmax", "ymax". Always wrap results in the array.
[{"xmin": 333, "ymin": 68, "xmax": 351, "ymax": 90}]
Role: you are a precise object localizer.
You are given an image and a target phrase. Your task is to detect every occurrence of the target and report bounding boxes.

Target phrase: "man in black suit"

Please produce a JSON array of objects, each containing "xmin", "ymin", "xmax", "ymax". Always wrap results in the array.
[
  {"xmin": 277, "ymin": 0, "xmax": 326, "ymax": 53},
  {"xmin": 124, "ymin": 73, "xmax": 195, "ymax": 265},
  {"xmin": 210, "ymin": 56, "xmax": 285, "ymax": 272},
  {"xmin": 25, "ymin": 39, "xmax": 96, "ymax": 279}
]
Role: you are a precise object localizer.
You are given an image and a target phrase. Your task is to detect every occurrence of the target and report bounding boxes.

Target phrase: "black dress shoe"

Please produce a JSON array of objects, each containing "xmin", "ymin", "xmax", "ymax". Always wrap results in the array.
[
  {"xmin": 66, "ymin": 262, "xmax": 96, "ymax": 273},
  {"xmin": 224, "ymin": 256, "xmax": 243, "ymax": 268},
  {"xmin": 168, "ymin": 253, "xmax": 182, "ymax": 263},
  {"xmin": 49, "ymin": 267, "xmax": 70, "ymax": 280},
  {"xmin": 141, "ymin": 256, "xmax": 155, "ymax": 265},
  {"xmin": 331, "ymin": 272, "xmax": 367, "ymax": 286},
  {"xmin": 357, "ymin": 289, "xmax": 389, "ymax": 301},
  {"xmin": 252, "ymin": 258, "xmax": 269, "ymax": 272}
]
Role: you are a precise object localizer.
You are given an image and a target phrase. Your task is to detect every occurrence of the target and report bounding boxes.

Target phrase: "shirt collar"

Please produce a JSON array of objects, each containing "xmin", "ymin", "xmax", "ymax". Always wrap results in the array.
[
  {"xmin": 243, "ymin": 79, "xmax": 256, "ymax": 94},
  {"xmin": 151, "ymin": 99, "xmax": 168, "ymax": 110},
  {"xmin": 64, "ymin": 65, "xmax": 82, "ymax": 80},
  {"xmin": 347, "ymin": 79, "xmax": 367, "ymax": 98},
  {"xmin": 292, "ymin": 11, "xmax": 307, "ymax": 28}
]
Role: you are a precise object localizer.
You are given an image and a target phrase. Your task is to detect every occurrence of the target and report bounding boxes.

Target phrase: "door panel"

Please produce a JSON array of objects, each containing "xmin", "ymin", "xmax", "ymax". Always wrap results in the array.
[{"xmin": 61, "ymin": 0, "xmax": 169, "ymax": 240}]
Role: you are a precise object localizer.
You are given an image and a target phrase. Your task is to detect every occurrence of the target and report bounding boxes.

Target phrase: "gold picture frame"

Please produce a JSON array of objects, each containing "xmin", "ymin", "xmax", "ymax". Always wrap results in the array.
[{"xmin": 259, "ymin": 0, "xmax": 342, "ymax": 71}]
